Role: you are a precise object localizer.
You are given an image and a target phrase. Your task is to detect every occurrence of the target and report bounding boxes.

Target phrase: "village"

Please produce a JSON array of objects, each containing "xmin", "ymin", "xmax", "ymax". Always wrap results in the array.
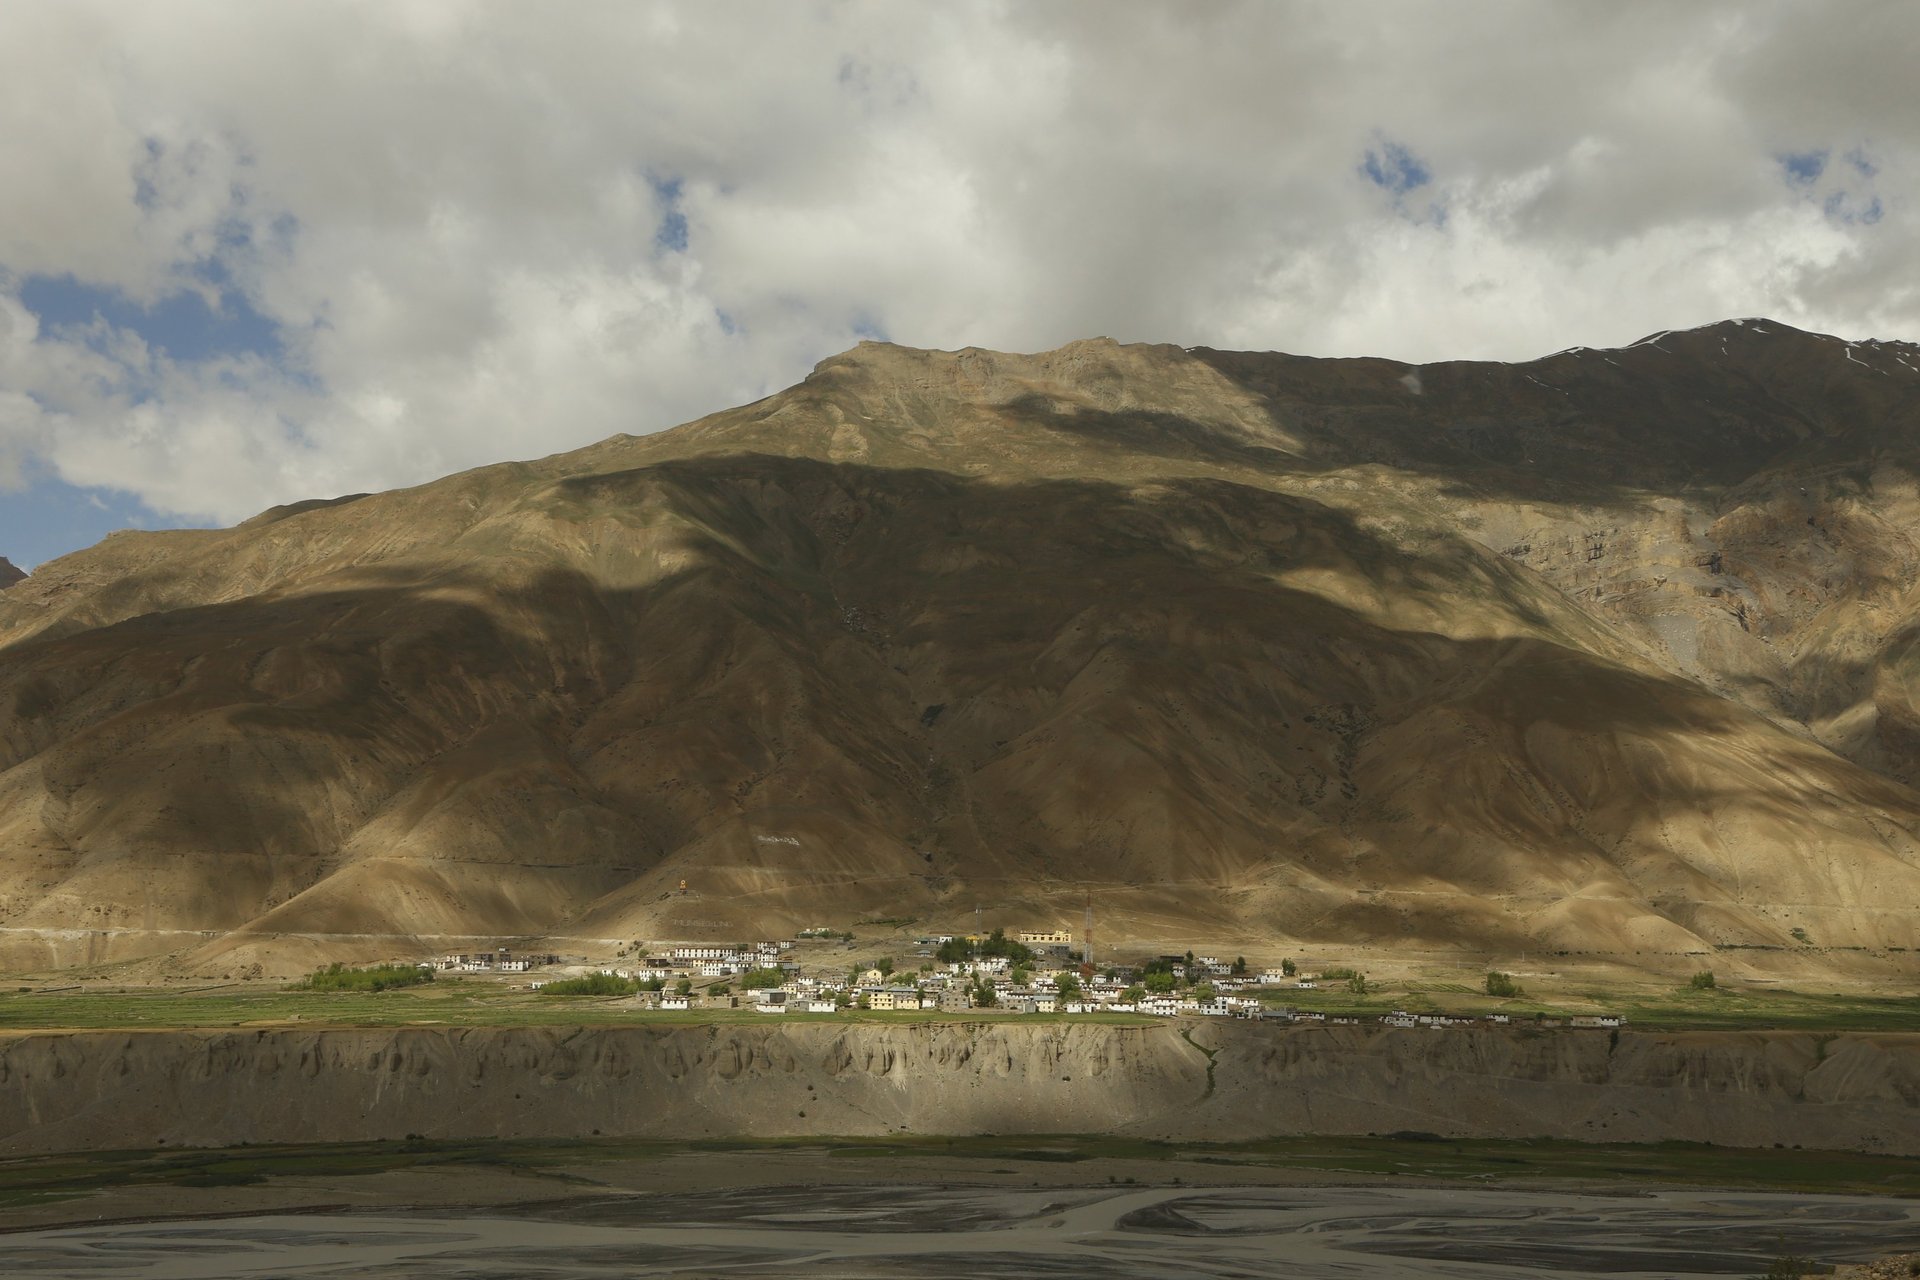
[{"xmin": 436, "ymin": 927, "xmax": 1627, "ymax": 1032}]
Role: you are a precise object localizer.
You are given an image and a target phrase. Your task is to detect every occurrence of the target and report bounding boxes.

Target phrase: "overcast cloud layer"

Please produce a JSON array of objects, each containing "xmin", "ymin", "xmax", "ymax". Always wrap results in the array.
[{"xmin": 1, "ymin": 1, "xmax": 1916, "ymax": 564}]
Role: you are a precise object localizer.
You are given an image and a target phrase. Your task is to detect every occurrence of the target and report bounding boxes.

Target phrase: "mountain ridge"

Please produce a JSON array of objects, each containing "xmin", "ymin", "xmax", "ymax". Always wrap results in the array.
[{"xmin": 3, "ymin": 318, "xmax": 1920, "ymax": 976}]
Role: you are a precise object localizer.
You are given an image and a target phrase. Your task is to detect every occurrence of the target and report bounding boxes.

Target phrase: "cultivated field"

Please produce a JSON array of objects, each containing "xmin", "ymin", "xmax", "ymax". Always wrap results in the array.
[{"xmin": 0, "ymin": 973, "xmax": 1916, "ymax": 1032}]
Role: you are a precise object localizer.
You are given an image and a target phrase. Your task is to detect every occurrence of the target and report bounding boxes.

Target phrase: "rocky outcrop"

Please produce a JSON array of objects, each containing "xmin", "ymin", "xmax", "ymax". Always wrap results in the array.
[
  {"xmin": 0, "ymin": 1021, "xmax": 1912, "ymax": 1156},
  {"xmin": 0, "ymin": 557, "xmax": 21, "ymax": 590}
]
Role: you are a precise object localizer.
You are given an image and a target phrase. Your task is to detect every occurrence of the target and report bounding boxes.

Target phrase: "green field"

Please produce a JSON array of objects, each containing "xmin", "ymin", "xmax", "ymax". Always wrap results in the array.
[
  {"xmin": 0, "ymin": 1132, "xmax": 1913, "ymax": 1214},
  {"xmin": 0, "ymin": 976, "xmax": 1914, "ymax": 1033},
  {"xmin": 1263, "ymin": 981, "xmax": 1920, "ymax": 1032},
  {"xmin": 0, "ymin": 982, "xmax": 1156, "ymax": 1031}
]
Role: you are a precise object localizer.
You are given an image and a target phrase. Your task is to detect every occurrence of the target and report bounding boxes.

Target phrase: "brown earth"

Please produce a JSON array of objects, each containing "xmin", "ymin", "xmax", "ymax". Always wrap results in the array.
[
  {"xmin": 0, "ymin": 1020, "xmax": 1913, "ymax": 1156},
  {"xmin": 3, "ymin": 320, "xmax": 1920, "ymax": 974},
  {"xmin": 0, "ymin": 558, "xmax": 22, "ymax": 591}
]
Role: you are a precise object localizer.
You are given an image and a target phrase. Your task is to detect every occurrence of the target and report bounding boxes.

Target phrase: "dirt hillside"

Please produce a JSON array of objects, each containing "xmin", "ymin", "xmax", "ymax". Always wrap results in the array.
[{"xmin": 3, "ymin": 322, "xmax": 1920, "ymax": 972}]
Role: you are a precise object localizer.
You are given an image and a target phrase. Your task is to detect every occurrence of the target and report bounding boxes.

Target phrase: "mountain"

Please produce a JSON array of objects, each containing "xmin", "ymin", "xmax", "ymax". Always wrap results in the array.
[
  {"xmin": 0, "ymin": 558, "xmax": 22, "ymax": 590},
  {"xmin": 3, "ymin": 319, "xmax": 1920, "ymax": 977}
]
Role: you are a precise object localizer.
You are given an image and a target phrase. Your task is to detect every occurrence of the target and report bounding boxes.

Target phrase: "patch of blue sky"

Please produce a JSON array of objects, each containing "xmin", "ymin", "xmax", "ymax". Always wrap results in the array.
[
  {"xmin": 1779, "ymin": 150, "xmax": 1828, "ymax": 186},
  {"xmin": 1824, "ymin": 191, "xmax": 1884, "ymax": 225},
  {"xmin": 1360, "ymin": 137, "xmax": 1432, "ymax": 195},
  {"xmin": 650, "ymin": 176, "xmax": 689, "ymax": 253},
  {"xmin": 0, "ymin": 472, "xmax": 213, "ymax": 573},
  {"xmin": 19, "ymin": 273, "xmax": 283, "ymax": 364},
  {"xmin": 1846, "ymin": 147, "xmax": 1879, "ymax": 179},
  {"xmin": 850, "ymin": 315, "xmax": 890, "ymax": 343},
  {"xmin": 1358, "ymin": 135, "xmax": 1445, "ymax": 227},
  {"xmin": 715, "ymin": 309, "xmax": 739, "ymax": 336}
]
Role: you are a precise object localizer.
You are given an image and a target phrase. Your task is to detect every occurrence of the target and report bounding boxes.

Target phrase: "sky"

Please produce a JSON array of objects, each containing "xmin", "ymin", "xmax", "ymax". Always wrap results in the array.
[{"xmin": 1, "ymin": 1, "xmax": 1916, "ymax": 570}]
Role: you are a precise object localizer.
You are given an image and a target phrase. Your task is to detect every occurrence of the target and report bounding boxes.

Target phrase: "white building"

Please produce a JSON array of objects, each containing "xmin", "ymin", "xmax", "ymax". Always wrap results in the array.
[{"xmin": 671, "ymin": 946, "xmax": 736, "ymax": 963}]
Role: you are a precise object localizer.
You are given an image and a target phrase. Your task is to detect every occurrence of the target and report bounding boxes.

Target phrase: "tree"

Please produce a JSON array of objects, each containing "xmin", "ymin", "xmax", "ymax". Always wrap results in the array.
[
  {"xmin": 1690, "ymin": 970, "xmax": 1717, "ymax": 990},
  {"xmin": 979, "ymin": 929, "xmax": 1035, "ymax": 964},
  {"xmin": 876, "ymin": 956, "xmax": 894, "ymax": 976},
  {"xmin": 707, "ymin": 982, "xmax": 731, "ymax": 996},
  {"xmin": 1143, "ymin": 970, "xmax": 1176, "ymax": 994},
  {"xmin": 741, "ymin": 967, "xmax": 786, "ymax": 990},
  {"xmin": 1485, "ymin": 971, "xmax": 1521, "ymax": 998},
  {"xmin": 973, "ymin": 977, "xmax": 998, "ymax": 1008},
  {"xmin": 1231, "ymin": 956, "xmax": 1248, "ymax": 975},
  {"xmin": 1281, "ymin": 958, "xmax": 1297, "ymax": 977},
  {"xmin": 1346, "ymin": 973, "xmax": 1369, "ymax": 995},
  {"xmin": 674, "ymin": 978, "xmax": 692, "ymax": 996},
  {"xmin": 1011, "ymin": 966, "xmax": 1031, "ymax": 986},
  {"xmin": 1121, "ymin": 984, "xmax": 1145, "ymax": 1004},
  {"xmin": 1057, "ymin": 973, "xmax": 1082, "ymax": 1000},
  {"xmin": 1192, "ymin": 982, "xmax": 1216, "ymax": 1002}
]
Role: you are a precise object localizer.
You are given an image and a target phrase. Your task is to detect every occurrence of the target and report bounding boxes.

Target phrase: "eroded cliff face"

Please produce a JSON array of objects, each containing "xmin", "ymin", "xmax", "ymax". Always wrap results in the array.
[{"xmin": 0, "ymin": 1021, "xmax": 1913, "ymax": 1157}]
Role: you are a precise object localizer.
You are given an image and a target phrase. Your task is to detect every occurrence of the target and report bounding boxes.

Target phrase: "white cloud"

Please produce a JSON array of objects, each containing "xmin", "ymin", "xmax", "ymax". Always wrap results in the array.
[{"xmin": 0, "ymin": 0, "xmax": 1915, "ymax": 529}]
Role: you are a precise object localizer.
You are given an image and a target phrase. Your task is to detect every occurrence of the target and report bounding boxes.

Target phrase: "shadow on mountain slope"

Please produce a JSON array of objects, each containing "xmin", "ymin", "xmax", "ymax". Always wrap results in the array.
[{"xmin": 3, "ymin": 455, "xmax": 1918, "ymax": 970}]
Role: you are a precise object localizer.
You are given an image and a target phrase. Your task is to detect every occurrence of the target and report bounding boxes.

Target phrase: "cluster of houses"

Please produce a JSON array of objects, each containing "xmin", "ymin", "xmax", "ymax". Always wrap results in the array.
[
  {"xmin": 542, "ymin": 935, "xmax": 1629, "ymax": 1031},
  {"xmin": 440, "ymin": 948, "xmax": 561, "ymax": 973},
  {"xmin": 429, "ymin": 934, "xmax": 1627, "ymax": 1032}
]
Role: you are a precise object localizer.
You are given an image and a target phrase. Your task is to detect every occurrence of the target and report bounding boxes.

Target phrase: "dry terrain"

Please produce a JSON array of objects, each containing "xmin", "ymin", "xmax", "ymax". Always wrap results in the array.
[{"xmin": 4, "ymin": 320, "xmax": 1920, "ymax": 977}]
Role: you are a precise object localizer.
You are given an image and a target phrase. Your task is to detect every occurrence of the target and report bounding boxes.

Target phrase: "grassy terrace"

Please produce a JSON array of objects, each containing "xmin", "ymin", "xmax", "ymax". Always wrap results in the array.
[
  {"xmin": 0, "ymin": 982, "xmax": 1157, "ymax": 1032},
  {"xmin": 0, "ymin": 974, "xmax": 1915, "ymax": 1033},
  {"xmin": 0, "ymin": 1133, "xmax": 1914, "ymax": 1213},
  {"xmin": 1260, "ymin": 981, "xmax": 1920, "ymax": 1032}
]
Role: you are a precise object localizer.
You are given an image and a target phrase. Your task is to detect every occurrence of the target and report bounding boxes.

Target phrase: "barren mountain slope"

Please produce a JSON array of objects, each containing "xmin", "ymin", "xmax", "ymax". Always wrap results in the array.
[
  {"xmin": 0, "ymin": 558, "xmax": 22, "ymax": 590},
  {"xmin": 3, "ymin": 321, "xmax": 1920, "ymax": 974}
]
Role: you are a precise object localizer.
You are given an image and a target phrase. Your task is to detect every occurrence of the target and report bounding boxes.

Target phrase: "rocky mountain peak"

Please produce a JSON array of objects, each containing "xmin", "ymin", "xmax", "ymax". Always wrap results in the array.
[{"xmin": 0, "ymin": 557, "xmax": 23, "ymax": 589}]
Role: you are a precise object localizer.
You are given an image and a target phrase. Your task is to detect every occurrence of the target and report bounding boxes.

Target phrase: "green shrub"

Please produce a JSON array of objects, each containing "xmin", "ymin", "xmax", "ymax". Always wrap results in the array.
[
  {"xmin": 939, "ymin": 929, "xmax": 1033, "ymax": 966},
  {"xmin": 1690, "ymin": 970, "xmax": 1717, "ymax": 990},
  {"xmin": 538, "ymin": 973, "xmax": 638, "ymax": 997},
  {"xmin": 740, "ymin": 967, "xmax": 787, "ymax": 990},
  {"xmin": 1485, "ymin": 971, "xmax": 1521, "ymax": 998},
  {"xmin": 295, "ymin": 963, "xmax": 434, "ymax": 993}
]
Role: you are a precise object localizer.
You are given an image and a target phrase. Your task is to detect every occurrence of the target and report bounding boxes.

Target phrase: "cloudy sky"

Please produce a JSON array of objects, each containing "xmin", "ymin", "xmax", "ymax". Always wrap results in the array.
[{"xmin": 1, "ymin": 1, "xmax": 1914, "ymax": 568}]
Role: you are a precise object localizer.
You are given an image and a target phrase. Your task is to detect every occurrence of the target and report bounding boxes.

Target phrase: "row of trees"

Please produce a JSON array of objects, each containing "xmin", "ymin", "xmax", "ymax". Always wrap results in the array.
[
  {"xmin": 295, "ymin": 963, "xmax": 434, "ymax": 993},
  {"xmin": 935, "ymin": 928, "xmax": 1036, "ymax": 966}
]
